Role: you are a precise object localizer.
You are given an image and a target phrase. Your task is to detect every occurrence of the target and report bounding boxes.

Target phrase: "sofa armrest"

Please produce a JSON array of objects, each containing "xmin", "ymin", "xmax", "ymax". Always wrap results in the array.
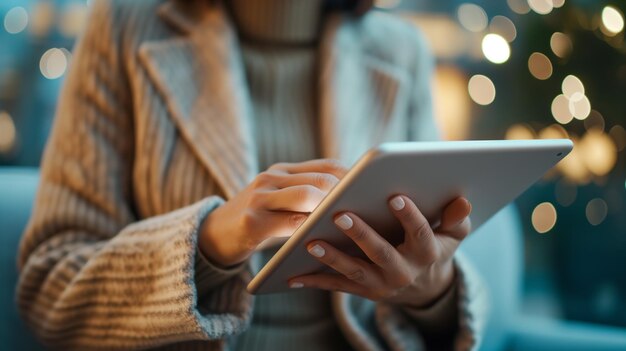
[{"xmin": 509, "ymin": 315, "xmax": 626, "ymax": 351}]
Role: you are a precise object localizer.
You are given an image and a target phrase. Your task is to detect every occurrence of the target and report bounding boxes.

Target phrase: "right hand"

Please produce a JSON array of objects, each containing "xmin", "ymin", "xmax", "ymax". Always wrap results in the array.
[{"xmin": 198, "ymin": 159, "xmax": 349, "ymax": 267}]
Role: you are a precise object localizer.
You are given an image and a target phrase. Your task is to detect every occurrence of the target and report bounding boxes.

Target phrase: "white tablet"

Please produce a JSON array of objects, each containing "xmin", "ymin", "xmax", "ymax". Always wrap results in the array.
[{"xmin": 247, "ymin": 139, "xmax": 573, "ymax": 294}]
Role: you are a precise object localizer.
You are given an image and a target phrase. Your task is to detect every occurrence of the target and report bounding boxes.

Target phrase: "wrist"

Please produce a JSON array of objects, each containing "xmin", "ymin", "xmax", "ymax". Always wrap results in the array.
[
  {"xmin": 391, "ymin": 260, "xmax": 456, "ymax": 308},
  {"xmin": 198, "ymin": 207, "xmax": 244, "ymax": 267}
]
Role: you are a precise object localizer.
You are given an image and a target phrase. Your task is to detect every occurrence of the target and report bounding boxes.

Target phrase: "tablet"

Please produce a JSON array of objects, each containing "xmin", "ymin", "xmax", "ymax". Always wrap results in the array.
[{"xmin": 247, "ymin": 139, "xmax": 573, "ymax": 294}]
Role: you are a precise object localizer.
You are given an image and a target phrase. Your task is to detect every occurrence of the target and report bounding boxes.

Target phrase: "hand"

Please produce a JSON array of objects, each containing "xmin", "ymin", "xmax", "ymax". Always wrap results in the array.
[
  {"xmin": 198, "ymin": 159, "xmax": 349, "ymax": 267},
  {"xmin": 289, "ymin": 195, "xmax": 471, "ymax": 307}
]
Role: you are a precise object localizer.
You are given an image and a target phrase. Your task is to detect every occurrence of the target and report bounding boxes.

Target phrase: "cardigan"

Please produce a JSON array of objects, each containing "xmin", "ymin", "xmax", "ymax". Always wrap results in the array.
[{"xmin": 16, "ymin": 0, "xmax": 487, "ymax": 350}]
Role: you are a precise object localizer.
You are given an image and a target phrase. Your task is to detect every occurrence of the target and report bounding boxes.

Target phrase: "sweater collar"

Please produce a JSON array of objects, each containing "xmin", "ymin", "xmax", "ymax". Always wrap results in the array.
[{"xmin": 227, "ymin": 0, "xmax": 324, "ymax": 45}]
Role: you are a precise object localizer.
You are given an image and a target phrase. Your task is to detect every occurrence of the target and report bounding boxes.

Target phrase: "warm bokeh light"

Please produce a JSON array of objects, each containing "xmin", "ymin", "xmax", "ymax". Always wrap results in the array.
[
  {"xmin": 406, "ymin": 14, "xmax": 469, "ymax": 60},
  {"xmin": 59, "ymin": 3, "xmax": 88, "ymax": 38},
  {"xmin": 562, "ymin": 75, "xmax": 585, "ymax": 99},
  {"xmin": 557, "ymin": 137, "xmax": 592, "ymax": 184},
  {"xmin": 580, "ymin": 129, "xmax": 617, "ymax": 176},
  {"xmin": 528, "ymin": 0, "xmax": 553, "ymax": 15},
  {"xmin": 40, "ymin": 48, "xmax": 69, "ymax": 80},
  {"xmin": 568, "ymin": 92, "xmax": 591, "ymax": 120},
  {"xmin": 468, "ymin": 74, "xmax": 496, "ymax": 105},
  {"xmin": 482, "ymin": 33, "xmax": 511, "ymax": 64},
  {"xmin": 489, "ymin": 15, "xmax": 517, "ymax": 42},
  {"xmin": 507, "ymin": 0, "xmax": 531, "ymax": 15},
  {"xmin": 0, "ymin": 111, "xmax": 17, "ymax": 153},
  {"xmin": 532, "ymin": 202, "xmax": 557, "ymax": 234},
  {"xmin": 555, "ymin": 179, "xmax": 577, "ymax": 207},
  {"xmin": 457, "ymin": 3, "xmax": 488, "ymax": 33},
  {"xmin": 29, "ymin": 1, "xmax": 54, "ymax": 37},
  {"xmin": 584, "ymin": 110, "xmax": 605, "ymax": 131},
  {"xmin": 586, "ymin": 198, "xmax": 608, "ymax": 226},
  {"xmin": 552, "ymin": 0, "xmax": 566, "ymax": 8},
  {"xmin": 528, "ymin": 52, "xmax": 553, "ymax": 80},
  {"xmin": 550, "ymin": 32, "xmax": 573, "ymax": 58},
  {"xmin": 609, "ymin": 125, "xmax": 626, "ymax": 151},
  {"xmin": 505, "ymin": 124, "xmax": 535, "ymax": 140},
  {"xmin": 539, "ymin": 124, "xmax": 569, "ymax": 140},
  {"xmin": 551, "ymin": 94, "xmax": 574, "ymax": 124},
  {"xmin": 4, "ymin": 7, "xmax": 29, "ymax": 34},
  {"xmin": 601, "ymin": 6, "xmax": 624, "ymax": 36},
  {"xmin": 433, "ymin": 66, "xmax": 471, "ymax": 140}
]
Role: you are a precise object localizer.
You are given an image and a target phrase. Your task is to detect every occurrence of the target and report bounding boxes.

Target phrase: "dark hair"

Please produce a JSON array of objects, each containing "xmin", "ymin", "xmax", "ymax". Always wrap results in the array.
[{"xmin": 325, "ymin": 0, "xmax": 373, "ymax": 16}]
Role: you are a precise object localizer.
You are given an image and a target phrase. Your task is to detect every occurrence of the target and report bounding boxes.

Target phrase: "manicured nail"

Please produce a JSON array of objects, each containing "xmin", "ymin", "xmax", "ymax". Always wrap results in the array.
[
  {"xmin": 308, "ymin": 244, "xmax": 325, "ymax": 258},
  {"xmin": 390, "ymin": 196, "xmax": 405, "ymax": 211},
  {"xmin": 290, "ymin": 282, "xmax": 304, "ymax": 288},
  {"xmin": 334, "ymin": 214, "xmax": 353, "ymax": 230}
]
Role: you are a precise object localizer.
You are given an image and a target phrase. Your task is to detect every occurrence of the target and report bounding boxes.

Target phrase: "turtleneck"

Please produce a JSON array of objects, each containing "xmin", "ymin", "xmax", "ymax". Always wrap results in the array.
[{"xmin": 227, "ymin": 0, "xmax": 324, "ymax": 44}]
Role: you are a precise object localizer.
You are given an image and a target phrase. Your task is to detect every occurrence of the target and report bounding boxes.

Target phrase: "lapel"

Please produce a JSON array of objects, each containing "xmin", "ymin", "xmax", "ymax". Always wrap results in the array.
[
  {"xmin": 139, "ymin": 0, "xmax": 257, "ymax": 199},
  {"xmin": 138, "ymin": 0, "xmax": 406, "ymax": 198}
]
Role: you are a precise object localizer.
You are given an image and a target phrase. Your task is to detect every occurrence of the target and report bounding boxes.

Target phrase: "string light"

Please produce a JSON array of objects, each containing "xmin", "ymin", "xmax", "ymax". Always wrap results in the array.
[
  {"xmin": 528, "ymin": 0, "xmax": 553, "ymax": 15},
  {"xmin": 507, "ymin": 0, "xmax": 530, "ymax": 15},
  {"xmin": 586, "ymin": 198, "xmax": 608, "ymax": 226},
  {"xmin": 457, "ymin": 3, "xmax": 488, "ymax": 33},
  {"xmin": 40, "ymin": 48, "xmax": 69, "ymax": 80},
  {"xmin": 489, "ymin": 16, "xmax": 517, "ymax": 42},
  {"xmin": 550, "ymin": 32, "xmax": 573, "ymax": 58}
]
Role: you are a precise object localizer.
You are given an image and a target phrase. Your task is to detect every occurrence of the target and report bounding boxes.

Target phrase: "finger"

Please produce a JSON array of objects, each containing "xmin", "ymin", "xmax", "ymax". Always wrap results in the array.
[
  {"xmin": 289, "ymin": 273, "xmax": 375, "ymax": 299},
  {"xmin": 251, "ymin": 211, "xmax": 309, "ymax": 243},
  {"xmin": 305, "ymin": 240, "xmax": 378, "ymax": 285},
  {"xmin": 254, "ymin": 185, "xmax": 326, "ymax": 212},
  {"xmin": 437, "ymin": 197, "xmax": 472, "ymax": 240},
  {"xmin": 269, "ymin": 159, "xmax": 349, "ymax": 179},
  {"xmin": 258, "ymin": 172, "xmax": 340, "ymax": 192},
  {"xmin": 388, "ymin": 195, "xmax": 437, "ymax": 263},
  {"xmin": 333, "ymin": 213, "xmax": 401, "ymax": 270}
]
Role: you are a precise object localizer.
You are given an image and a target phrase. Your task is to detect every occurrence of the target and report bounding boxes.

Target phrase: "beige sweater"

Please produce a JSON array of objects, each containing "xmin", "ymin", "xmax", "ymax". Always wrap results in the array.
[{"xmin": 16, "ymin": 0, "xmax": 487, "ymax": 350}]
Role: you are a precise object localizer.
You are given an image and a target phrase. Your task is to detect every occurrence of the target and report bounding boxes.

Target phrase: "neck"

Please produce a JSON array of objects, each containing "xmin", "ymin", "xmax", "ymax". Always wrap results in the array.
[{"xmin": 227, "ymin": 0, "xmax": 324, "ymax": 45}]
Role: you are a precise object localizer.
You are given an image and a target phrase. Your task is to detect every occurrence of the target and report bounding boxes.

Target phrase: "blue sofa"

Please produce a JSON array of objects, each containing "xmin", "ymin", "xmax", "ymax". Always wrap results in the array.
[{"xmin": 1, "ymin": 167, "xmax": 626, "ymax": 350}]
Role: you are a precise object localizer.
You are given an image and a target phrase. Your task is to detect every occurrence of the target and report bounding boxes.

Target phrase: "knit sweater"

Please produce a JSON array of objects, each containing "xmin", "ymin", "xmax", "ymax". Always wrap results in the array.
[{"xmin": 16, "ymin": 0, "xmax": 487, "ymax": 350}]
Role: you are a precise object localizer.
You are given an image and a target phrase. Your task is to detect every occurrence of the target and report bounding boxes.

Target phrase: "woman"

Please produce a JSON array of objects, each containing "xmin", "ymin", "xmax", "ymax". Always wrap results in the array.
[{"xmin": 17, "ymin": 0, "xmax": 485, "ymax": 350}]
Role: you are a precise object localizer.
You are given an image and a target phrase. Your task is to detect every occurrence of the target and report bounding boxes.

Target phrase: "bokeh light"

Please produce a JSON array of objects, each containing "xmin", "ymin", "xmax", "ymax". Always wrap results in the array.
[
  {"xmin": 609, "ymin": 125, "xmax": 626, "ymax": 151},
  {"xmin": 584, "ymin": 110, "xmax": 605, "ymax": 131},
  {"xmin": 29, "ymin": 1, "xmax": 54, "ymax": 37},
  {"xmin": 551, "ymin": 94, "xmax": 574, "ymax": 124},
  {"xmin": 4, "ymin": 7, "xmax": 29, "ymax": 34},
  {"xmin": 0, "ymin": 112, "xmax": 17, "ymax": 153},
  {"xmin": 59, "ymin": 3, "xmax": 88, "ymax": 38},
  {"xmin": 555, "ymin": 179, "xmax": 577, "ymax": 207},
  {"xmin": 528, "ymin": 52, "xmax": 553, "ymax": 80},
  {"xmin": 532, "ymin": 202, "xmax": 557, "ymax": 234},
  {"xmin": 569, "ymin": 92, "xmax": 591, "ymax": 120},
  {"xmin": 489, "ymin": 16, "xmax": 517, "ymax": 42},
  {"xmin": 468, "ymin": 74, "xmax": 496, "ymax": 105},
  {"xmin": 505, "ymin": 124, "xmax": 535, "ymax": 140},
  {"xmin": 550, "ymin": 32, "xmax": 573, "ymax": 58},
  {"xmin": 601, "ymin": 6, "xmax": 624, "ymax": 36},
  {"xmin": 562, "ymin": 75, "xmax": 585, "ymax": 99},
  {"xmin": 457, "ymin": 3, "xmax": 488, "ymax": 33},
  {"xmin": 552, "ymin": 0, "xmax": 566, "ymax": 8},
  {"xmin": 528, "ymin": 0, "xmax": 553, "ymax": 15},
  {"xmin": 39, "ymin": 48, "xmax": 69, "ymax": 80},
  {"xmin": 586, "ymin": 198, "xmax": 608, "ymax": 226},
  {"xmin": 433, "ymin": 66, "xmax": 471, "ymax": 140},
  {"xmin": 482, "ymin": 33, "xmax": 511, "ymax": 64},
  {"xmin": 557, "ymin": 138, "xmax": 592, "ymax": 184},
  {"xmin": 507, "ymin": 0, "xmax": 530, "ymax": 15},
  {"xmin": 539, "ymin": 124, "xmax": 568, "ymax": 140},
  {"xmin": 580, "ymin": 129, "xmax": 617, "ymax": 176}
]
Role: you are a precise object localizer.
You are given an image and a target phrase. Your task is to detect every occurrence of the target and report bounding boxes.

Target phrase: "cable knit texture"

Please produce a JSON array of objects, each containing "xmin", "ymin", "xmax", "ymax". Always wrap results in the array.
[{"xmin": 16, "ymin": 0, "xmax": 487, "ymax": 350}]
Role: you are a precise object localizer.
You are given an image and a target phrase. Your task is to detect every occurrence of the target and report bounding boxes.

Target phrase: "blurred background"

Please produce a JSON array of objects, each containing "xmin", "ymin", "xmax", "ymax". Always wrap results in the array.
[{"xmin": 0, "ymin": 0, "xmax": 625, "ymax": 333}]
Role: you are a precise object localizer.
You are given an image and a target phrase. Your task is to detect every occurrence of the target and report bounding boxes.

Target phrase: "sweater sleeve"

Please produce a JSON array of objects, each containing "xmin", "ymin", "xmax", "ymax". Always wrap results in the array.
[{"xmin": 16, "ymin": 1, "xmax": 252, "ymax": 350}]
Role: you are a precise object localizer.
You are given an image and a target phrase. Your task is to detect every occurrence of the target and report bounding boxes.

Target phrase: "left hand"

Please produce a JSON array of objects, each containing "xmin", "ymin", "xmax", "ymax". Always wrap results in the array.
[{"xmin": 288, "ymin": 195, "xmax": 472, "ymax": 308}]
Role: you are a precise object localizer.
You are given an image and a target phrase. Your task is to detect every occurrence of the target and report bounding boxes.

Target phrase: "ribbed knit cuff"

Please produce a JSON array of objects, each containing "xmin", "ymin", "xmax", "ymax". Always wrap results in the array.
[
  {"xmin": 195, "ymin": 247, "xmax": 247, "ymax": 299},
  {"xmin": 401, "ymin": 276, "xmax": 459, "ymax": 336}
]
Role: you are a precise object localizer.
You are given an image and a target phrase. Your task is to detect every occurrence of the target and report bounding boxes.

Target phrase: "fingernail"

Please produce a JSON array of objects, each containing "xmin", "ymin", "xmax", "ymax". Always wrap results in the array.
[
  {"xmin": 334, "ymin": 214, "xmax": 353, "ymax": 230},
  {"xmin": 390, "ymin": 196, "xmax": 405, "ymax": 211},
  {"xmin": 308, "ymin": 244, "xmax": 325, "ymax": 257},
  {"xmin": 290, "ymin": 282, "xmax": 304, "ymax": 288}
]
